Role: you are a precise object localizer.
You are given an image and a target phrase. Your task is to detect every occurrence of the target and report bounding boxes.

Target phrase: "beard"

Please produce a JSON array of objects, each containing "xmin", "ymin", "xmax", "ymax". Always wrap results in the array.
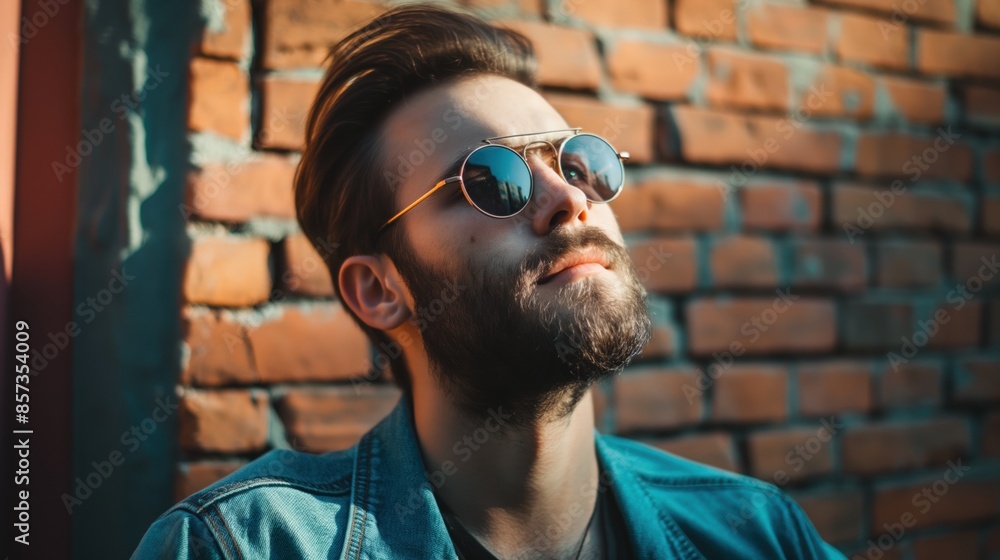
[{"xmin": 391, "ymin": 226, "xmax": 651, "ymax": 428}]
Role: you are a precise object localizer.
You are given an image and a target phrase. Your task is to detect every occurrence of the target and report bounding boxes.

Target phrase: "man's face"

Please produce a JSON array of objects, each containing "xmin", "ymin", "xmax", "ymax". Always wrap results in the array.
[{"xmin": 380, "ymin": 75, "xmax": 650, "ymax": 421}]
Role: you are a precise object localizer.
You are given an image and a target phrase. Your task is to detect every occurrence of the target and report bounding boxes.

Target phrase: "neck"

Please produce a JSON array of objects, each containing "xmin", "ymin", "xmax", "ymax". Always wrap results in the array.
[{"xmin": 412, "ymin": 380, "xmax": 600, "ymax": 560}]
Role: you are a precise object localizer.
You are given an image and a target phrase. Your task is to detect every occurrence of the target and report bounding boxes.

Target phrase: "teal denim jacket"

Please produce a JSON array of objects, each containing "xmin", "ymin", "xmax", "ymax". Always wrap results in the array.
[{"xmin": 132, "ymin": 397, "xmax": 846, "ymax": 559}]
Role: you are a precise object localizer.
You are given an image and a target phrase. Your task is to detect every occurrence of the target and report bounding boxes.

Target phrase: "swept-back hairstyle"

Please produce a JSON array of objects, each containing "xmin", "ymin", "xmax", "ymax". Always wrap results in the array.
[{"xmin": 294, "ymin": 4, "xmax": 537, "ymax": 393}]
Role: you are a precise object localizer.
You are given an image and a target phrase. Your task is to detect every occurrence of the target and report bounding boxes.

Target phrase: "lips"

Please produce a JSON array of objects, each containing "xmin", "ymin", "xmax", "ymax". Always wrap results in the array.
[{"xmin": 537, "ymin": 247, "xmax": 611, "ymax": 284}]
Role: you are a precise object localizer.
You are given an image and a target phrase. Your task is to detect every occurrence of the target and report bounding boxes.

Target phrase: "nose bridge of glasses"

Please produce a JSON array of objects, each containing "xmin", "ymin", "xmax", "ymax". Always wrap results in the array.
[{"xmin": 522, "ymin": 140, "xmax": 559, "ymax": 174}]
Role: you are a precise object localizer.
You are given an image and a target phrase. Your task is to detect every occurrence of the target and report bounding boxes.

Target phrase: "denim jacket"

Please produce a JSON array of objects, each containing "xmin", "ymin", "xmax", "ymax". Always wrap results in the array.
[{"xmin": 132, "ymin": 397, "xmax": 846, "ymax": 559}]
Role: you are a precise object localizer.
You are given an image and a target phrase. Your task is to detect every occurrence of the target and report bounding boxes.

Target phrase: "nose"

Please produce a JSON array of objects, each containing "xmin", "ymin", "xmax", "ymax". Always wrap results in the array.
[{"xmin": 525, "ymin": 154, "xmax": 590, "ymax": 235}]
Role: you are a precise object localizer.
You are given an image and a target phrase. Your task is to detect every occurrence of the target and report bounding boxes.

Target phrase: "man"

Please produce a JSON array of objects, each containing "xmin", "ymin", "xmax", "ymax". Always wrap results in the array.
[{"xmin": 134, "ymin": 5, "xmax": 844, "ymax": 559}]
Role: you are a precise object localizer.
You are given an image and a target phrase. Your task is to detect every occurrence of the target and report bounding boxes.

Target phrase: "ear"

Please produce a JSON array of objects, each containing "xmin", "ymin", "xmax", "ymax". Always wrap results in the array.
[{"xmin": 338, "ymin": 254, "xmax": 411, "ymax": 331}]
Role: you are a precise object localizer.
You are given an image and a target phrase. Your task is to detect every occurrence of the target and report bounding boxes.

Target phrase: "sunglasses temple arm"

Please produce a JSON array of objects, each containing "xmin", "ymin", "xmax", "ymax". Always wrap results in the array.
[{"xmin": 379, "ymin": 176, "xmax": 461, "ymax": 233}]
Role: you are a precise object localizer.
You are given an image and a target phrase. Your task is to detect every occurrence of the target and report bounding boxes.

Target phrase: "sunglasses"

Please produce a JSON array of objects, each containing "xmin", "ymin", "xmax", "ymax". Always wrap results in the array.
[{"xmin": 379, "ymin": 128, "xmax": 629, "ymax": 233}]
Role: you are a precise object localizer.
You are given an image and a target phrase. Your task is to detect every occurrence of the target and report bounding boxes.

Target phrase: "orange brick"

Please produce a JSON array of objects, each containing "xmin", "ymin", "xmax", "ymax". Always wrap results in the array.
[
  {"xmin": 179, "ymin": 389, "xmax": 269, "ymax": 454},
  {"xmin": 181, "ymin": 308, "xmax": 255, "ymax": 386},
  {"xmin": 184, "ymin": 155, "xmax": 297, "ymax": 222},
  {"xmin": 198, "ymin": 0, "xmax": 250, "ymax": 60},
  {"xmin": 791, "ymin": 488, "xmax": 864, "ymax": 545},
  {"xmin": 965, "ymin": 85, "xmax": 1000, "ymax": 128},
  {"xmin": 615, "ymin": 368, "xmax": 704, "ymax": 432},
  {"xmin": 709, "ymin": 235, "xmax": 779, "ymax": 289},
  {"xmin": 922, "ymin": 301, "xmax": 981, "ymax": 350},
  {"xmin": 842, "ymin": 418, "xmax": 969, "ymax": 475},
  {"xmin": 183, "ymin": 236, "xmax": 271, "ymax": 307},
  {"xmin": 645, "ymin": 432, "xmax": 738, "ymax": 472},
  {"xmin": 188, "ymin": 58, "xmax": 249, "ymax": 141},
  {"xmin": 249, "ymin": 305, "xmax": 371, "ymax": 383},
  {"xmin": 639, "ymin": 320, "xmax": 678, "ymax": 360},
  {"xmin": 546, "ymin": 93, "xmax": 654, "ymax": 163},
  {"xmin": 705, "ymin": 47, "xmax": 788, "ymax": 112},
  {"xmin": 499, "ymin": 21, "xmax": 600, "ymax": 91},
  {"xmin": 842, "ymin": 300, "xmax": 913, "ymax": 351},
  {"xmin": 747, "ymin": 4, "xmax": 828, "ymax": 55},
  {"xmin": 277, "ymin": 385, "xmax": 400, "ymax": 452},
  {"xmin": 953, "ymin": 357, "xmax": 1000, "ymax": 404},
  {"xmin": 258, "ymin": 76, "xmax": 318, "ymax": 150},
  {"xmin": 912, "ymin": 531, "xmax": 979, "ymax": 560},
  {"xmin": 877, "ymin": 361, "xmax": 943, "ymax": 409},
  {"xmin": 281, "ymin": 234, "xmax": 334, "ymax": 297},
  {"xmin": 798, "ymin": 361, "xmax": 873, "ymax": 416},
  {"xmin": 668, "ymin": 105, "xmax": 842, "ymax": 174},
  {"xmin": 613, "ymin": 177, "xmax": 726, "ymax": 233},
  {"xmin": 985, "ymin": 197, "xmax": 1000, "ymax": 235},
  {"xmin": 817, "ymin": 0, "xmax": 955, "ymax": 25},
  {"xmin": 807, "ymin": 65, "xmax": 875, "ymax": 120},
  {"xmin": 790, "ymin": 238, "xmax": 867, "ymax": 292},
  {"xmin": 855, "ymin": 130, "xmax": 973, "ymax": 181},
  {"xmin": 835, "ymin": 12, "xmax": 909, "ymax": 71},
  {"xmin": 952, "ymin": 242, "xmax": 1000, "ymax": 287},
  {"xmin": 833, "ymin": 183, "xmax": 972, "ymax": 235},
  {"xmin": 262, "ymin": 0, "xmax": 385, "ymax": 69},
  {"xmin": 673, "ymin": 0, "xmax": 737, "ymax": 40},
  {"xmin": 174, "ymin": 461, "xmax": 244, "ymax": 501},
  {"xmin": 880, "ymin": 76, "xmax": 946, "ymax": 125},
  {"xmin": 740, "ymin": 179, "xmax": 821, "ymax": 232},
  {"xmin": 687, "ymin": 297, "xmax": 836, "ymax": 355},
  {"xmin": 608, "ymin": 40, "xmax": 697, "ymax": 101},
  {"xmin": 711, "ymin": 365, "xmax": 788, "ymax": 423},
  {"xmin": 747, "ymin": 427, "xmax": 834, "ymax": 482},
  {"xmin": 559, "ymin": 0, "xmax": 668, "ymax": 29},
  {"xmin": 917, "ymin": 30, "xmax": 1000, "ymax": 80},
  {"xmin": 984, "ymin": 147, "xmax": 1000, "ymax": 183},
  {"xmin": 876, "ymin": 239, "xmax": 942, "ymax": 287},
  {"xmin": 872, "ymin": 476, "xmax": 1000, "ymax": 532},
  {"xmin": 979, "ymin": 0, "xmax": 1000, "ymax": 29},
  {"xmin": 628, "ymin": 237, "xmax": 697, "ymax": 293}
]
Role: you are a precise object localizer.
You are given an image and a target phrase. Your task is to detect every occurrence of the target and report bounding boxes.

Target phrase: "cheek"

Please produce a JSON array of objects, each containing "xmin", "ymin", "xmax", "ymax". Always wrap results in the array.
[{"xmin": 590, "ymin": 205, "xmax": 625, "ymax": 242}]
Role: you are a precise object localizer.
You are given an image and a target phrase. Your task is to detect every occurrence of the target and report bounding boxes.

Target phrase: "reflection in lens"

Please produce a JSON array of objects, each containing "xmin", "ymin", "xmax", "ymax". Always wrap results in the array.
[
  {"xmin": 463, "ymin": 146, "xmax": 532, "ymax": 217},
  {"xmin": 561, "ymin": 135, "xmax": 623, "ymax": 202}
]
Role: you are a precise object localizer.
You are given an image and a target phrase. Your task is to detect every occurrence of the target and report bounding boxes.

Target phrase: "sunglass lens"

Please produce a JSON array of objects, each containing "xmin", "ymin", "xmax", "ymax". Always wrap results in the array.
[
  {"xmin": 560, "ymin": 134, "xmax": 624, "ymax": 202},
  {"xmin": 462, "ymin": 146, "xmax": 532, "ymax": 217}
]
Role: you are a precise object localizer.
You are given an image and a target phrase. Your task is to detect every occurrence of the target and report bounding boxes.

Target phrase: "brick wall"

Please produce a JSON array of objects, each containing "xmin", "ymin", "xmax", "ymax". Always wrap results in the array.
[{"xmin": 178, "ymin": 0, "xmax": 1000, "ymax": 557}]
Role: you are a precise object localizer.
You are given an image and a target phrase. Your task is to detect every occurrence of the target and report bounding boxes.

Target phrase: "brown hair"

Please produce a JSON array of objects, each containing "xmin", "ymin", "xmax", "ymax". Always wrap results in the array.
[{"xmin": 294, "ymin": 4, "xmax": 537, "ymax": 393}]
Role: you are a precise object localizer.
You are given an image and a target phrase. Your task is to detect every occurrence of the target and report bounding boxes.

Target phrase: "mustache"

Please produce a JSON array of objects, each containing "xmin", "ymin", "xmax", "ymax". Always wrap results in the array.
[{"xmin": 518, "ymin": 227, "xmax": 631, "ymax": 284}]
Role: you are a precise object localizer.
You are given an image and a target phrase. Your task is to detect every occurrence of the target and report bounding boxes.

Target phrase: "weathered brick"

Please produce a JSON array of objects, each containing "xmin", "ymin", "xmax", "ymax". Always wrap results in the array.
[
  {"xmin": 612, "ymin": 177, "xmax": 725, "ymax": 233},
  {"xmin": 183, "ymin": 236, "xmax": 271, "ymax": 307},
  {"xmin": 185, "ymin": 155, "xmax": 297, "ymax": 222},
  {"xmin": 500, "ymin": 21, "xmax": 600, "ymax": 91},
  {"xmin": 258, "ymin": 76, "xmax": 318, "ymax": 150},
  {"xmin": 705, "ymin": 47, "xmax": 788, "ymax": 112},
  {"xmin": 872, "ymin": 475, "xmax": 1000, "ymax": 532},
  {"xmin": 877, "ymin": 361, "xmax": 943, "ymax": 409},
  {"xmin": 674, "ymin": 0, "xmax": 737, "ymax": 40},
  {"xmin": 711, "ymin": 365, "xmax": 788, "ymax": 423},
  {"xmin": 747, "ymin": 427, "xmax": 834, "ymax": 482},
  {"xmin": 667, "ymin": 106, "xmax": 842, "ymax": 174},
  {"xmin": 179, "ymin": 389, "xmax": 269, "ymax": 454},
  {"xmin": 791, "ymin": 488, "xmax": 864, "ymax": 545},
  {"xmin": 876, "ymin": 240, "xmax": 942, "ymax": 287},
  {"xmin": 806, "ymin": 65, "xmax": 875, "ymax": 120},
  {"xmin": 740, "ymin": 179, "xmax": 822, "ymax": 232},
  {"xmin": 615, "ymin": 368, "xmax": 704, "ymax": 432},
  {"xmin": 880, "ymin": 76, "xmax": 946, "ymax": 125},
  {"xmin": 790, "ymin": 238, "xmax": 867, "ymax": 292},
  {"xmin": 277, "ymin": 385, "xmax": 400, "ymax": 452},
  {"xmin": 638, "ymin": 321, "xmax": 678, "ymax": 360},
  {"xmin": 985, "ymin": 412, "xmax": 1000, "ymax": 457},
  {"xmin": 558, "ymin": 0, "xmax": 667, "ymax": 29},
  {"xmin": 628, "ymin": 237, "xmax": 697, "ymax": 293},
  {"xmin": 817, "ymin": 0, "xmax": 955, "ymax": 25},
  {"xmin": 608, "ymin": 40, "xmax": 697, "ymax": 101},
  {"xmin": 842, "ymin": 417, "xmax": 969, "ymax": 475},
  {"xmin": 924, "ymin": 302, "xmax": 981, "ymax": 349},
  {"xmin": 985, "ymin": 147, "xmax": 1000, "ymax": 183},
  {"xmin": 708, "ymin": 235, "xmax": 779, "ymax": 289},
  {"xmin": 979, "ymin": 0, "xmax": 1000, "ymax": 29},
  {"xmin": 952, "ymin": 243, "xmax": 1000, "ymax": 290},
  {"xmin": 546, "ymin": 93, "xmax": 654, "ymax": 163},
  {"xmin": 687, "ymin": 297, "xmax": 836, "ymax": 355},
  {"xmin": 645, "ymin": 432, "xmax": 738, "ymax": 472},
  {"xmin": 747, "ymin": 4, "xmax": 828, "ymax": 55},
  {"xmin": 911, "ymin": 531, "xmax": 979, "ymax": 560},
  {"xmin": 835, "ymin": 12, "xmax": 909, "ymax": 71},
  {"xmin": 964, "ymin": 85, "xmax": 1000, "ymax": 128},
  {"xmin": 188, "ymin": 58, "xmax": 249, "ymax": 141},
  {"xmin": 984, "ymin": 197, "xmax": 1000, "ymax": 236},
  {"xmin": 181, "ymin": 308, "xmax": 255, "ymax": 386},
  {"xmin": 262, "ymin": 0, "xmax": 385, "ymax": 69},
  {"xmin": 281, "ymin": 234, "xmax": 334, "ymax": 297},
  {"xmin": 798, "ymin": 361, "xmax": 873, "ymax": 416},
  {"xmin": 917, "ymin": 30, "xmax": 1000, "ymax": 80},
  {"xmin": 841, "ymin": 300, "xmax": 912, "ymax": 351},
  {"xmin": 174, "ymin": 461, "xmax": 243, "ymax": 501},
  {"xmin": 953, "ymin": 357, "xmax": 1000, "ymax": 404},
  {"xmin": 832, "ymin": 183, "xmax": 972, "ymax": 235},
  {"xmin": 855, "ymin": 131, "xmax": 973, "ymax": 181},
  {"xmin": 249, "ymin": 306, "xmax": 371, "ymax": 384},
  {"xmin": 198, "ymin": 0, "xmax": 250, "ymax": 60}
]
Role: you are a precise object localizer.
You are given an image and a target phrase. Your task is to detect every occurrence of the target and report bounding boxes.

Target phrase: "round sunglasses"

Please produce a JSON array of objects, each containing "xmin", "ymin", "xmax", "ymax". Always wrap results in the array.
[{"xmin": 379, "ymin": 128, "xmax": 629, "ymax": 233}]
